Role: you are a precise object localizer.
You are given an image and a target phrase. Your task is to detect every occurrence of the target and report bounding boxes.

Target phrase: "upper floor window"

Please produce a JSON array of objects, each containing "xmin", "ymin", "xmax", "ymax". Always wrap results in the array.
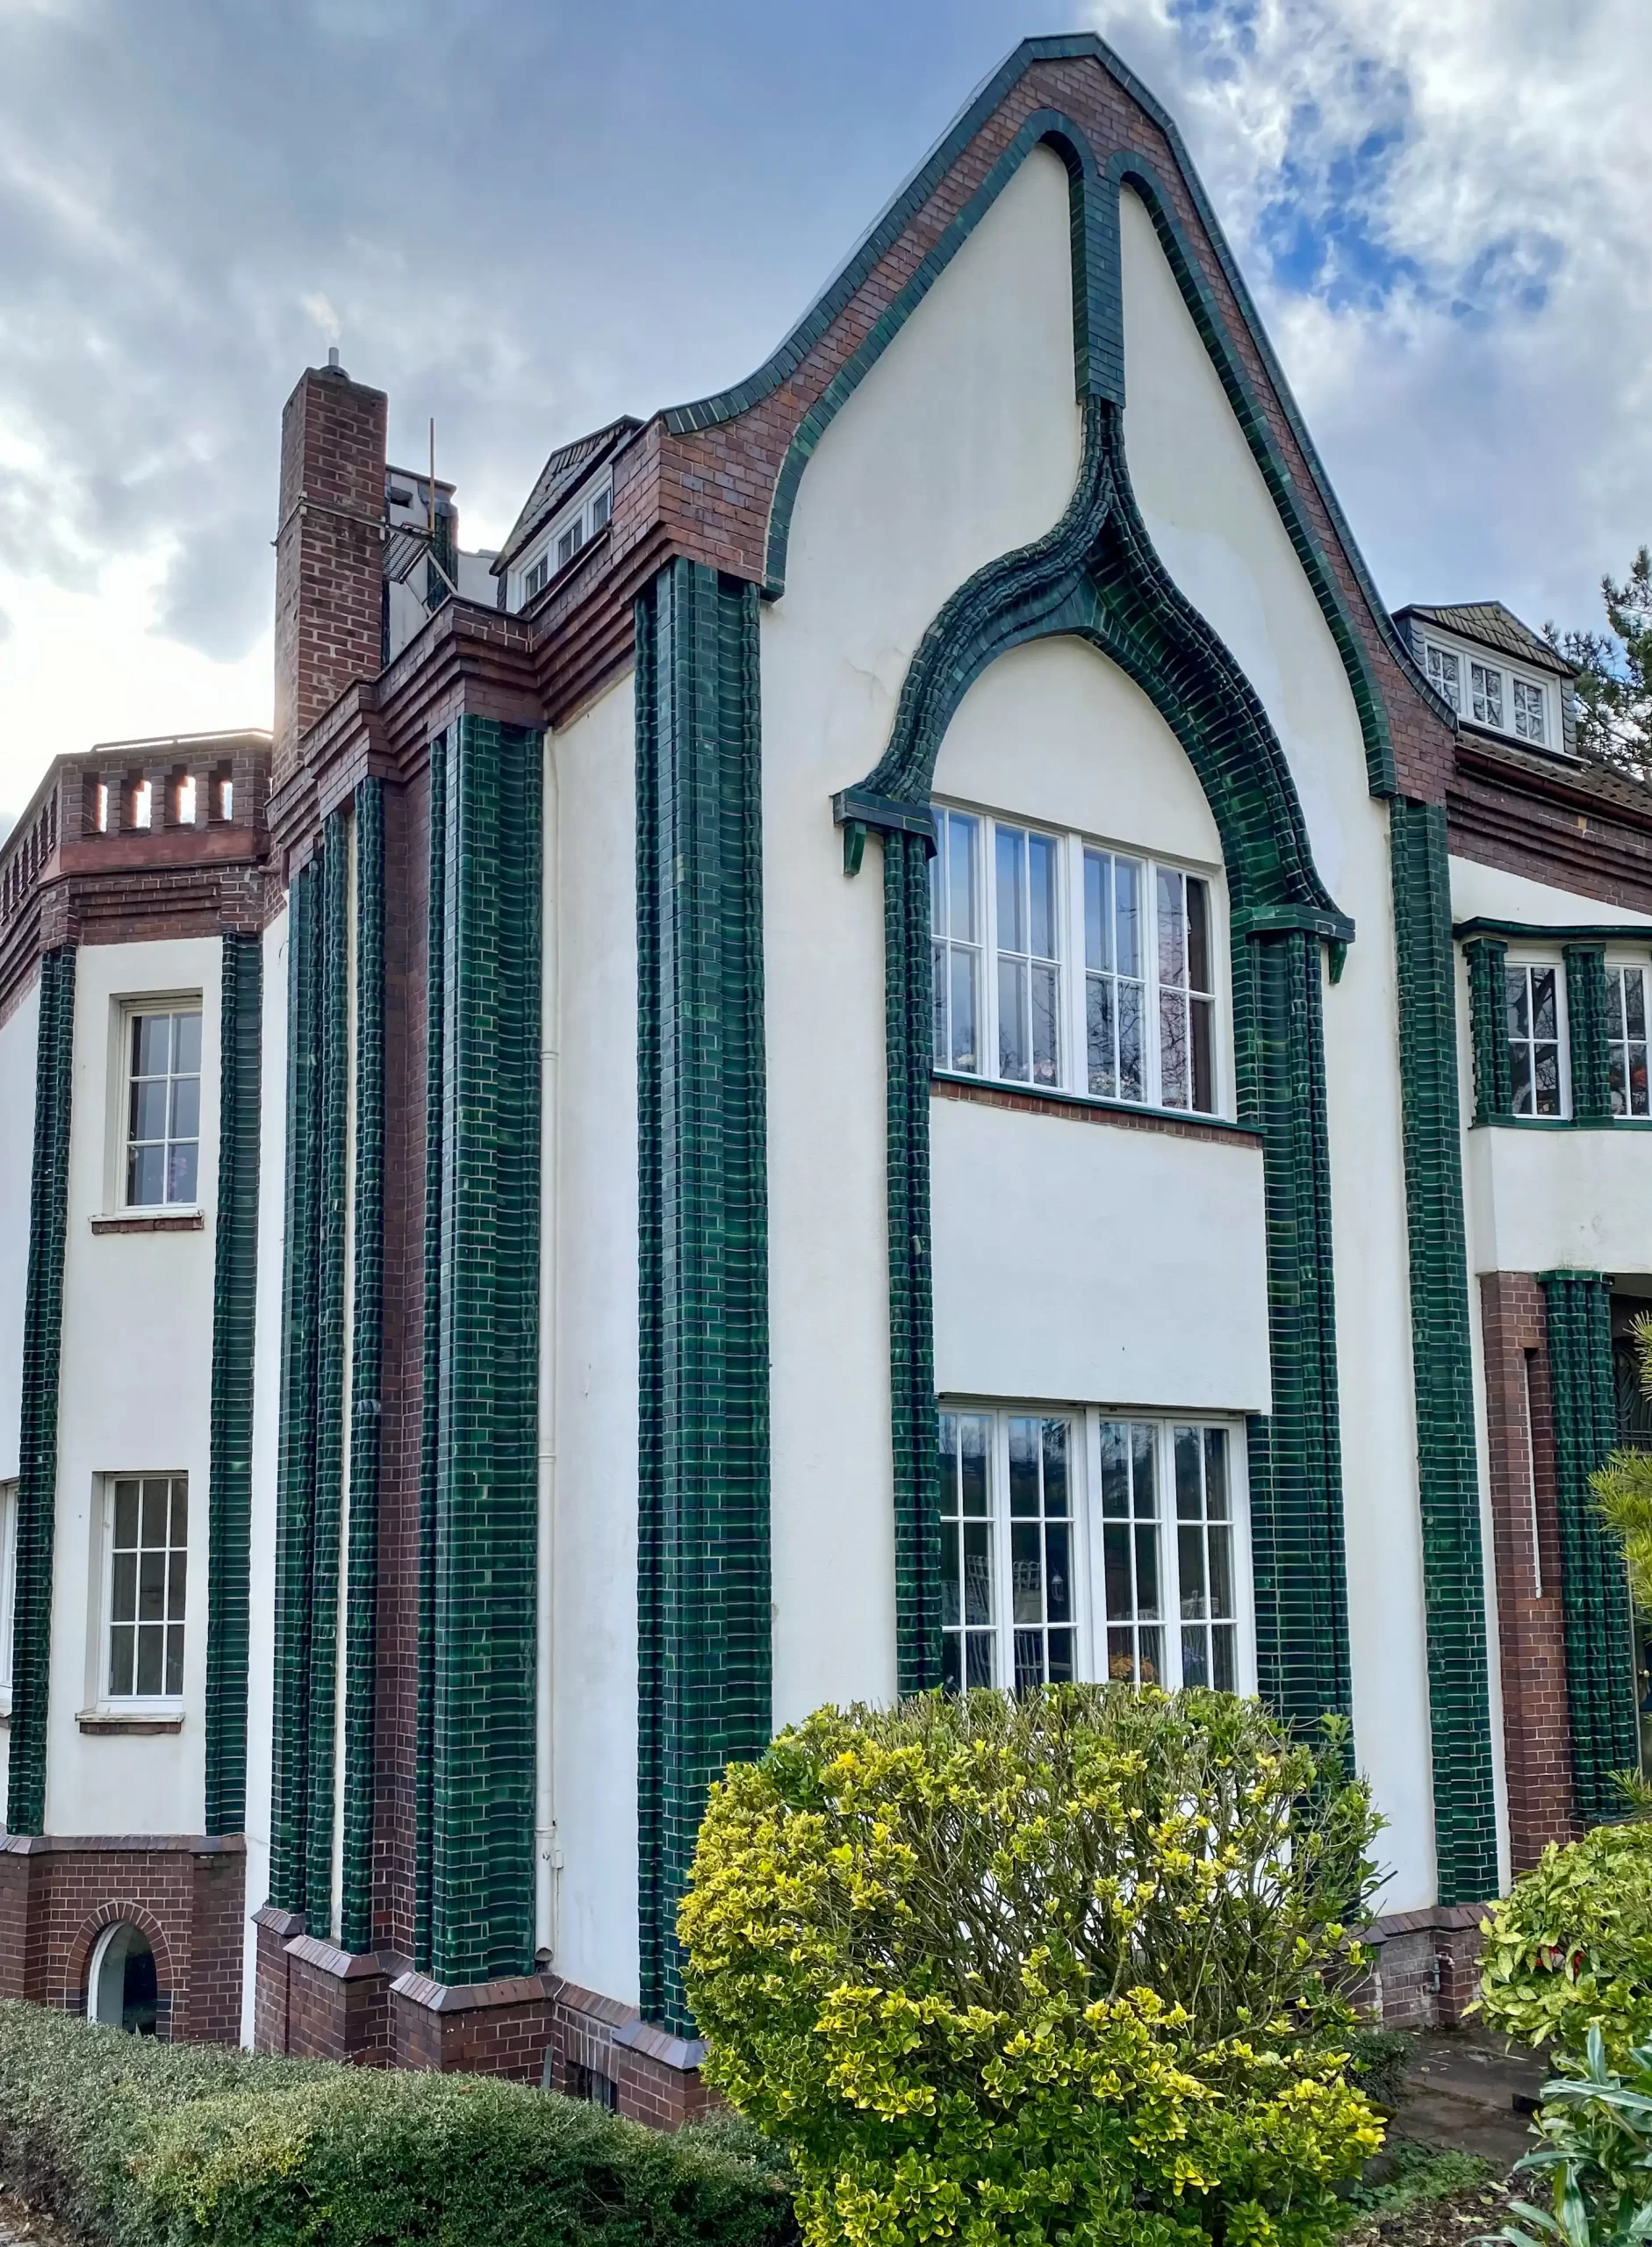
[
  {"xmin": 938, "ymin": 1406, "xmax": 1249, "ymax": 1697},
  {"xmin": 126, "ymin": 1008, "xmax": 201, "ymax": 1207},
  {"xmin": 104, "ymin": 1474, "xmax": 187, "ymax": 1701},
  {"xmin": 1426, "ymin": 638, "xmax": 1550, "ymax": 748},
  {"xmin": 1608, "ymin": 965, "xmax": 1650, "ymax": 1119},
  {"xmin": 930, "ymin": 805, "xmax": 1219, "ymax": 1116},
  {"xmin": 514, "ymin": 478, "xmax": 614, "ymax": 608},
  {"xmin": 1505, "ymin": 961, "xmax": 1564, "ymax": 1117}
]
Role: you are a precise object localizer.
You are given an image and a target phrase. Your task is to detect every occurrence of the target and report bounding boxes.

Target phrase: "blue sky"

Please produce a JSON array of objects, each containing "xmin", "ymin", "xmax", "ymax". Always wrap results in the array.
[{"xmin": 0, "ymin": 0, "xmax": 1646, "ymax": 815}]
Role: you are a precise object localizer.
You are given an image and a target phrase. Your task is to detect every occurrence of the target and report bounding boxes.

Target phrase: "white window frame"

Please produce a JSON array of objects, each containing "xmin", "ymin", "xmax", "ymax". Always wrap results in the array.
[
  {"xmin": 0, "ymin": 1478, "xmax": 15, "ymax": 1713},
  {"xmin": 930, "ymin": 800, "xmax": 1225, "ymax": 1117},
  {"xmin": 115, "ymin": 998, "xmax": 204, "ymax": 1214},
  {"xmin": 937, "ymin": 1402, "xmax": 1254, "ymax": 1698},
  {"xmin": 1505, "ymin": 956, "xmax": 1569, "ymax": 1119},
  {"xmin": 1605, "ymin": 958, "xmax": 1651, "ymax": 1120},
  {"xmin": 1424, "ymin": 638, "xmax": 1552, "ymax": 749},
  {"xmin": 97, "ymin": 1473, "xmax": 189, "ymax": 1712},
  {"xmin": 511, "ymin": 475, "xmax": 614, "ymax": 609}
]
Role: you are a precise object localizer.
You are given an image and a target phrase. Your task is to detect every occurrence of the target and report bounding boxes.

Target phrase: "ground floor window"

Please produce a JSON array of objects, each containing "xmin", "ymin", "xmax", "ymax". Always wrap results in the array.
[
  {"xmin": 87, "ymin": 1920, "xmax": 159, "ymax": 2035},
  {"xmin": 938, "ymin": 1404, "xmax": 1252, "ymax": 1696}
]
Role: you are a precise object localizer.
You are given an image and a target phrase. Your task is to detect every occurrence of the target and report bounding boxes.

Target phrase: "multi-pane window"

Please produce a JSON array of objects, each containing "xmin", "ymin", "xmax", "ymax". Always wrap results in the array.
[
  {"xmin": 934, "ymin": 806, "xmax": 1221, "ymax": 1115},
  {"xmin": 106, "ymin": 1475, "xmax": 187, "ymax": 1699},
  {"xmin": 514, "ymin": 479, "xmax": 614, "ymax": 607},
  {"xmin": 1471, "ymin": 661, "xmax": 1504, "ymax": 730},
  {"xmin": 1426, "ymin": 643, "xmax": 1461, "ymax": 712},
  {"xmin": 1505, "ymin": 963, "xmax": 1563, "ymax": 1117},
  {"xmin": 1608, "ymin": 966, "xmax": 1650, "ymax": 1118},
  {"xmin": 939, "ymin": 1407, "xmax": 1248, "ymax": 1696},
  {"xmin": 1100, "ymin": 1419, "xmax": 1240, "ymax": 1691},
  {"xmin": 1512, "ymin": 678, "xmax": 1548, "ymax": 746},
  {"xmin": 126, "ymin": 1009, "xmax": 201, "ymax": 1206},
  {"xmin": 1425, "ymin": 640, "xmax": 1550, "ymax": 748}
]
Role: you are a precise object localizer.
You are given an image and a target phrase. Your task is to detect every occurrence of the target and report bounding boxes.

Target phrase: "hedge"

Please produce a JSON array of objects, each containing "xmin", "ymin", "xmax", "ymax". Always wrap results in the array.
[{"xmin": 0, "ymin": 1999, "xmax": 797, "ymax": 2247}]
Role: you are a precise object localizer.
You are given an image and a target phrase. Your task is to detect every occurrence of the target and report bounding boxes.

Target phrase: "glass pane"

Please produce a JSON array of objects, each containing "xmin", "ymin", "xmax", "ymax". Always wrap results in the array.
[
  {"xmin": 1506, "ymin": 968, "xmax": 1530, "ymax": 1040},
  {"xmin": 965, "ymin": 1631, "xmax": 994, "ymax": 1689},
  {"xmin": 950, "ymin": 950, "xmax": 978, "ymax": 1074},
  {"xmin": 930, "ymin": 849, "xmax": 943, "ymax": 937},
  {"xmin": 109, "ymin": 1625, "xmax": 134, "ymax": 1698},
  {"xmin": 1107, "ymin": 1626, "xmax": 1138, "ymax": 1682},
  {"xmin": 1132, "ymin": 1424, "xmax": 1156, "ymax": 1514},
  {"xmin": 1179, "ymin": 1524, "xmax": 1207, "ymax": 1618},
  {"xmin": 1103, "ymin": 1523, "xmax": 1132, "ymax": 1616},
  {"xmin": 1029, "ymin": 835, "xmax": 1057, "ymax": 960},
  {"xmin": 998, "ymin": 956, "xmax": 1027, "ymax": 1080},
  {"xmin": 1612, "ymin": 1045, "xmax": 1628, "ymax": 1116},
  {"xmin": 165, "ymin": 1624, "xmax": 185, "ymax": 1698},
  {"xmin": 962, "ymin": 1523, "xmax": 992, "ymax": 1624},
  {"xmin": 1191, "ymin": 999, "xmax": 1214, "ymax": 1114},
  {"xmin": 1138, "ymin": 1626, "xmax": 1163, "ymax": 1687},
  {"xmin": 942, "ymin": 1636, "xmax": 961, "ymax": 1693},
  {"xmin": 1510, "ymin": 1044, "xmax": 1533, "ymax": 1116},
  {"xmin": 169, "ymin": 1480, "xmax": 188, "ymax": 1546},
  {"xmin": 169, "ymin": 1075, "xmax": 200, "ymax": 1140},
  {"xmin": 1047, "ymin": 1626, "xmax": 1075, "ymax": 1683},
  {"xmin": 1182, "ymin": 1625, "xmax": 1210, "ymax": 1689},
  {"xmin": 1174, "ymin": 1426, "xmax": 1202, "ymax": 1518},
  {"xmin": 1204, "ymin": 1428, "xmax": 1228, "ymax": 1517},
  {"xmin": 128, "ymin": 1144, "xmax": 165, "ymax": 1207},
  {"xmin": 169, "ymin": 1143, "xmax": 199, "ymax": 1204},
  {"xmin": 1634, "ymin": 1045, "xmax": 1649, "ymax": 1118},
  {"xmin": 1042, "ymin": 1421, "xmax": 1068, "ymax": 1512},
  {"xmin": 1535, "ymin": 1045, "xmax": 1560, "ymax": 1115},
  {"xmin": 1187, "ymin": 879, "xmax": 1210, "ymax": 994},
  {"xmin": 932, "ymin": 944, "xmax": 947, "ymax": 1066},
  {"xmin": 139, "ymin": 1550, "xmax": 166, "ymax": 1622},
  {"xmin": 996, "ymin": 825, "xmax": 1025, "ymax": 954},
  {"xmin": 1135, "ymin": 1523, "xmax": 1160, "ymax": 1619},
  {"xmin": 941, "ymin": 1523, "xmax": 960, "ymax": 1626},
  {"xmin": 1009, "ymin": 1419, "xmax": 1038, "ymax": 1516},
  {"xmin": 1158, "ymin": 866, "xmax": 1185, "ymax": 988},
  {"xmin": 111, "ymin": 1551, "xmax": 137, "ymax": 1624},
  {"xmin": 1608, "ymin": 968, "xmax": 1625, "ymax": 1037},
  {"xmin": 1209, "ymin": 1523, "xmax": 1234, "ymax": 1620},
  {"xmin": 1115, "ymin": 859, "xmax": 1140, "ymax": 979},
  {"xmin": 113, "ymin": 1481, "xmax": 140, "ymax": 1547},
  {"xmin": 960, "ymin": 1418, "xmax": 988, "ymax": 1515},
  {"xmin": 948, "ymin": 814, "xmax": 977, "ymax": 942},
  {"xmin": 1013, "ymin": 1629, "xmax": 1044, "ymax": 1692},
  {"xmin": 167, "ymin": 1549, "xmax": 187, "ymax": 1619},
  {"xmin": 1031, "ymin": 964, "xmax": 1059, "ymax": 1087},
  {"xmin": 1084, "ymin": 851, "xmax": 1110, "ymax": 972},
  {"xmin": 1629, "ymin": 971, "xmax": 1648, "ymax": 1039},
  {"xmin": 172, "ymin": 1013, "xmax": 201, "ymax": 1073},
  {"xmin": 1045, "ymin": 1521, "xmax": 1072, "ymax": 1622},
  {"xmin": 1100, "ymin": 1423, "xmax": 1129, "ymax": 1515},
  {"xmin": 1087, "ymin": 975, "xmax": 1114, "ymax": 1097},
  {"xmin": 1532, "ymin": 968, "xmax": 1557, "ymax": 1042},
  {"xmin": 130, "ymin": 1079, "xmax": 168, "ymax": 1140},
  {"xmin": 133, "ymin": 1015, "xmax": 169, "ymax": 1073},
  {"xmin": 1212, "ymin": 1623, "xmax": 1237, "ymax": 1692},
  {"xmin": 1011, "ymin": 1523, "xmax": 1043, "ymax": 1621},
  {"xmin": 1118, "ymin": 983, "xmax": 1143, "ymax": 1102},
  {"xmin": 141, "ymin": 1480, "xmax": 169, "ymax": 1544},
  {"xmin": 136, "ymin": 1626, "xmax": 163, "ymax": 1697}
]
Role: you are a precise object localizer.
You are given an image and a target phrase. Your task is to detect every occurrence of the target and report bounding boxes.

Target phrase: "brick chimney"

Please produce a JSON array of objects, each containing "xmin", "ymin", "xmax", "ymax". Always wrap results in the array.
[{"xmin": 272, "ymin": 360, "xmax": 388, "ymax": 790}]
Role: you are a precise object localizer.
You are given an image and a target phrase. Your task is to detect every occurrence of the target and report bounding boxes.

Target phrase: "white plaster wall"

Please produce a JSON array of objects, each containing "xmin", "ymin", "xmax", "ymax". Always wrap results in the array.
[
  {"xmin": 764, "ymin": 144, "xmax": 1083, "ymax": 1732},
  {"xmin": 0, "ymin": 980, "xmax": 39, "ymax": 1816},
  {"xmin": 1120, "ymin": 189, "xmax": 1438, "ymax": 1907},
  {"xmin": 47, "ymin": 937, "xmax": 221, "ymax": 1837},
  {"xmin": 549, "ymin": 676, "xmax": 641, "ymax": 2006},
  {"xmin": 932, "ymin": 1100, "xmax": 1269, "ymax": 1410},
  {"xmin": 1450, "ymin": 858, "xmax": 1652, "ymax": 932},
  {"xmin": 1467, "ymin": 1128, "xmax": 1652, "ymax": 1278},
  {"xmin": 240, "ymin": 904, "xmax": 288, "ymax": 2042}
]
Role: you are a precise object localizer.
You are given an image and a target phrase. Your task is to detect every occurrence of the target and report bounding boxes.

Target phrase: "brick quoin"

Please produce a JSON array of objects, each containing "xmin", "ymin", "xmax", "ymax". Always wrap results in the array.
[{"xmin": 1479, "ymin": 1274, "xmax": 1579, "ymax": 1869}]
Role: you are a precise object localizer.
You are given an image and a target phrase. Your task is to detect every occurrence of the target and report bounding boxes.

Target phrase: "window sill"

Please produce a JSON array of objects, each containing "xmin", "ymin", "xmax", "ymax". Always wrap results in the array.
[
  {"xmin": 1469, "ymin": 1116, "xmax": 1652, "ymax": 1133},
  {"xmin": 90, "ymin": 1210, "xmax": 204, "ymax": 1234},
  {"xmin": 76, "ymin": 1707, "xmax": 184, "ymax": 1735},
  {"xmin": 930, "ymin": 1072, "xmax": 1261, "ymax": 1149}
]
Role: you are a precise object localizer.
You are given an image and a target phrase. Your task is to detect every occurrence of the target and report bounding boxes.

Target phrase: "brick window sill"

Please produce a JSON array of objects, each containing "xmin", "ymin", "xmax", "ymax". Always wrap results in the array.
[
  {"xmin": 76, "ymin": 1709, "xmax": 184, "ymax": 1735},
  {"xmin": 90, "ymin": 1210, "xmax": 205, "ymax": 1234},
  {"xmin": 930, "ymin": 1071, "xmax": 1262, "ymax": 1150}
]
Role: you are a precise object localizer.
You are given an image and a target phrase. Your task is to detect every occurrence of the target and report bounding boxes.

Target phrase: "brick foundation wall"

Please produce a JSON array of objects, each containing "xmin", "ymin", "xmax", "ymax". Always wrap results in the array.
[
  {"xmin": 1480, "ymin": 1273, "xmax": 1577, "ymax": 1867},
  {"xmin": 0, "ymin": 1836, "xmax": 245, "ymax": 2042},
  {"xmin": 1361, "ymin": 1905, "xmax": 1487, "ymax": 2029}
]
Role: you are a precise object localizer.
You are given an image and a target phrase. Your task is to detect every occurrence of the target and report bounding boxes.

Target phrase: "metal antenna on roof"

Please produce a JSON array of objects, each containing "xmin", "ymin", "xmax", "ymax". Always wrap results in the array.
[{"xmin": 428, "ymin": 418, "xmax": 435, "ymax": 540}]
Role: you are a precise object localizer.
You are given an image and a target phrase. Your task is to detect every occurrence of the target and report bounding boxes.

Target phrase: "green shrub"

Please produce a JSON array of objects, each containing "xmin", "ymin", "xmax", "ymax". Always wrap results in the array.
[
  {"xmin": 1342, "ymin": 2027, "xmax": 1415, "ymax": 2114},
  {"xmin": 679, "ymin": 1684, "xmax": 1386, "ymax": 2247},
  {"xmin": 1477, "ymin": 1823, "xmax": 1652, "ymax": 2059},
  {"xmin": 1494, "ymin": 2027, "xmax": 1652, "ymax": 2247},
  {"xmin": 1340, "ymin": 2142, "xmax": 1495, "ymax": 2223},
  {"xmin": 0, "ymin": 1999, "xmax": 796, "ymax": 2247}
]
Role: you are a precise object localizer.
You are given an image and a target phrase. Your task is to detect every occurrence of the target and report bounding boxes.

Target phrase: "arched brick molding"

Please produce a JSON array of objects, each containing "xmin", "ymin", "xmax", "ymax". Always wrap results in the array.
[{"xmin": 63, "ymin": 1902, "xmax": 176, "ymax": 2036}]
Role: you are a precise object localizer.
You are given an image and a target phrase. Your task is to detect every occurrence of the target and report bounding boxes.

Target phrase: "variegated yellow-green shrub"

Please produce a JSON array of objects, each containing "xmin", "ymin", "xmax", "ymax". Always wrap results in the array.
[
  {"xmin": 1478, "ymin": 1823, "xmax": 1652, "ymax": 2062},
  {"xmin": 679, "ymin": 1685, "xmax": 1385, "ymax": 2247}
]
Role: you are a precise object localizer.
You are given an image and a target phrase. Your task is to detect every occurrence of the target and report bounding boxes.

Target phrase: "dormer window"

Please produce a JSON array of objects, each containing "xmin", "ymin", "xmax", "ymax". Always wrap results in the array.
[
  {"xmin": 1425, "ymin": 638, "xmax": 1550, "ymax": 749},
  {"xmin": 524, "ymin": 555, "xmax": 549, "ymax": 600},
  {"xmin": 514, "ymin": 478, "xmax": 614, "ymax": 610}
]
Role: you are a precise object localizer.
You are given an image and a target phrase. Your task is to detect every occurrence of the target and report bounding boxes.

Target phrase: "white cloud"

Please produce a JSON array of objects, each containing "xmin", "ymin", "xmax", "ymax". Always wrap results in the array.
[{"xmin": 1091, "ymin": 0, "xmax": 1652, "ymax": 629}]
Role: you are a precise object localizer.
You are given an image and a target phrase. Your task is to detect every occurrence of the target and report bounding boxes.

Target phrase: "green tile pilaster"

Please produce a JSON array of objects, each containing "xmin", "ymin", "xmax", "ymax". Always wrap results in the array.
[
  {"xmin": 885, "ymin": 829, "xmax": 942, "ymax": 1696},
  {"xmin": 1390, "ymin": 802, "xmax": 1498, "ymax": 1899},
  {"xmin": 270, "ymin": 864, "xmax": 321, "ymax": 1913},
  {"xmin": 427, "ymin": 715, "xmax": 542, "ymax": 1988},
  {"xmin": 1242, "ymin": 929, "xmax": 1353, "ymax": 1733},
  {"xmin": 1564, "ymin": 946, "xmax": 1612, "ymax": 1123},
  {"xmin": 1463, "ymin": 937, "xmax": 1512, "ymax": 1124},
  {"xmin": 636, "ymin": 560, "xmax": 772, "ymax": 2035},
  {"xmin": 7, "ymin": 946, "xmax": 75, "ymax": 1836},
  {"xmin": 415, "ymin": 736, "xmax": 445, "ymax": 1976},
  {"xmin": 1541, "ymin": 1271, "xmax": 1638, "ymax": 1824},
  {"xmin": 341, "ymin": 778, "xmax": 384, "ymax": 1955},
  {"xmin": 205, "ymin": 932, "xmax": 262, "ymax": 1836}
]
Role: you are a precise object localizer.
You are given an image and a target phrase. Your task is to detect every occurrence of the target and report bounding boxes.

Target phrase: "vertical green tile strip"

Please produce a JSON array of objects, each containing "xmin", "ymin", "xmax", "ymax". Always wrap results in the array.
[
  {"xmin": 1564, "ymin": 946, "xmax": 1612, "ymax": 1124},
  {"xmin": 270, "ymin": 865, "xmax": 320, "ymax": 1912},
  {"xmin": 1463, "ymin": 937, "xmax": 1512, "ymax": 1124},
  {"xmin": 7, "ymin": 946, "xmax": 75, "ymax": 1836},
  {"xmin": 428, "ymin": 714, "xmax": 542, "ymax": 1988},
  {"xmin": 636, "ymin": 558, "xmax": 772, "ymax": 2035},
  {"xmin": 205, "ymin": 932, "xmax": 263, "ymax": 1836},
  {"xmin": 1541, "ymin": 1271, "xmax": 1638, "ymax": 1824},
  {"xmin": 884, "ymin": 829, "xmax": 941, "ymax": 1695},
  {"xmin": 1243, "ymin": 930, "xmax": 1353, "ymax": 1733},
  {"xmin": 303, "ymin": 813, "xmax": 349, "ymax": 1923},
  {"xmin": 1390, "ymin": 801, "xmax": 1498, "ymax": 1899},
  {"xmin": 341, "ymin": 778, "xmax": 384, "ymax": 1954},
  {"xmin": 415, "ymin": 735, "xmax": 446, "ymax": 1975}
]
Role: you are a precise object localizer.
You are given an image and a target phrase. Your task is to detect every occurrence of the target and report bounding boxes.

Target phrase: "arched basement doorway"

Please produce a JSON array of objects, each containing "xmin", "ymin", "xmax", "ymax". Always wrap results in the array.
[{"xmin": 87, "ymin": 1920, "xmax": 159, "ymax": 2035}]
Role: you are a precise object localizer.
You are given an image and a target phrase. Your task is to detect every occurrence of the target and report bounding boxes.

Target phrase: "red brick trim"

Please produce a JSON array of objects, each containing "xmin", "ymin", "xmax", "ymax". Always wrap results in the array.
[
  {"xmin": 930, "ymin": 1072, "xmax": 1261, "ymax": 1149},
  {"xmin": 1479, "ymin": 1272, "xmax": 1577, "ymax": 1870},
  {"xmin": 89, "ymin": 1213, "xmax": 205, "ymax": 1235}
]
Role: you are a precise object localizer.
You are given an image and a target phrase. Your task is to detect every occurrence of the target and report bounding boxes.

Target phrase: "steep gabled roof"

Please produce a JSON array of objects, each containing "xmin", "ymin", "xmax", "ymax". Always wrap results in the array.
[
  {"xmin": 1396, "ymin": 601, "xmax": 1576, "ymax": 679},
  {"xmin": 493, "ymin": 415, "xmax": 643, "ymax": 574}
]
